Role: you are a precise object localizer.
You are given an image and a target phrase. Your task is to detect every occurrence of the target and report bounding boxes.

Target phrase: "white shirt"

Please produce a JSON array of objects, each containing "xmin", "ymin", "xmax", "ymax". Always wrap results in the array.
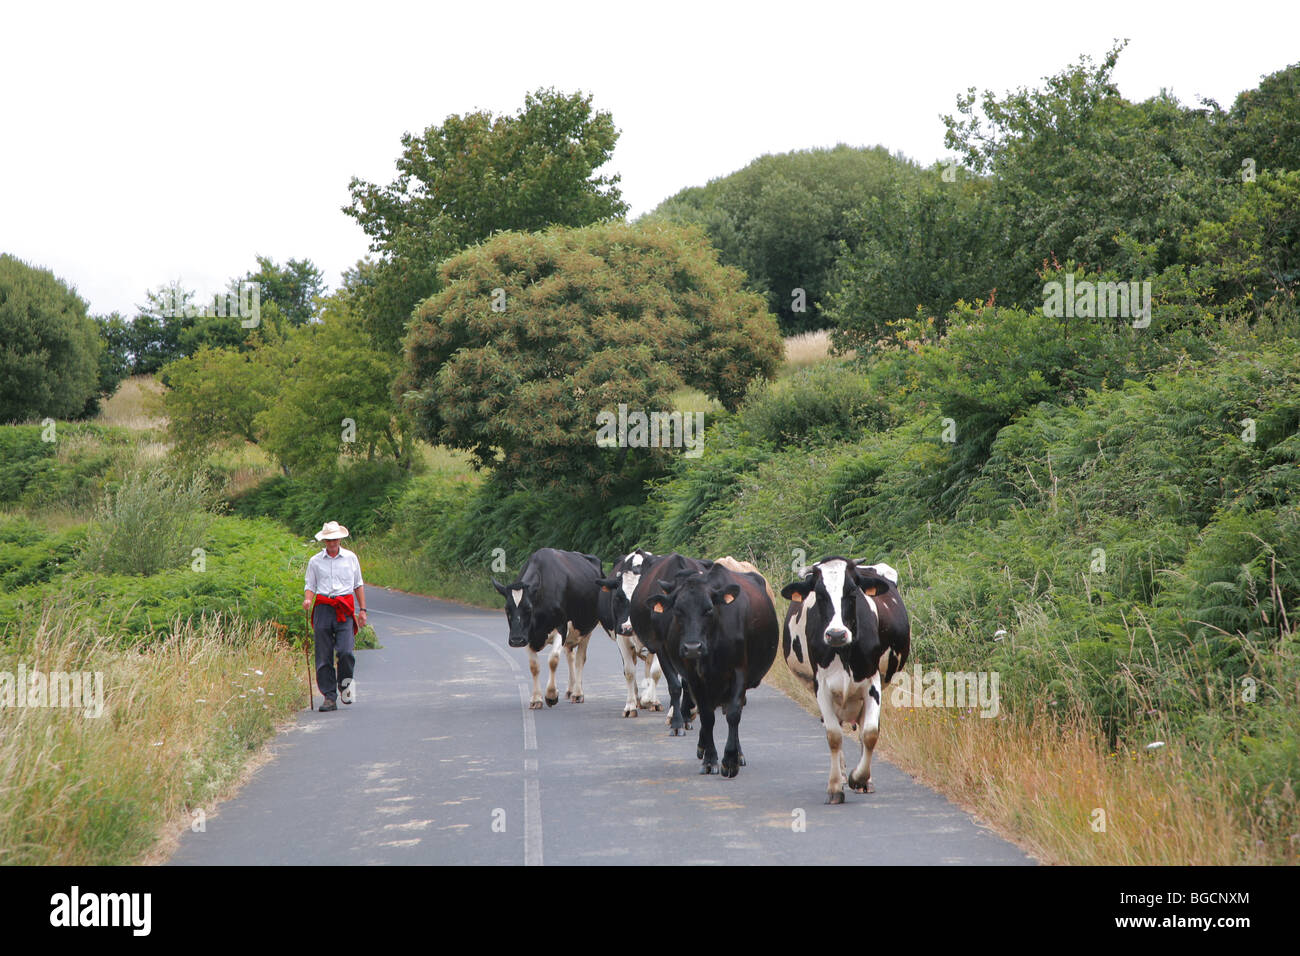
[{"xmin": 305, "ymin": 546, "xmax": 364, "ymax": 598}]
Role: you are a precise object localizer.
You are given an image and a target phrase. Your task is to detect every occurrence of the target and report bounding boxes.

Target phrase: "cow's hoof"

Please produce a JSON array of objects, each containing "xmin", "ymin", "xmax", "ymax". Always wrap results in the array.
[
  {"xmin": 529, "ymin": 699, "xmax": 543, "ymax": 710},
  {"xmin": 700, "ymin": 759, "xmax": 719, "ymax": 774},
  {"xmin": 623, "ymin": 708, "xmax": 637, "ymax": 718},
  {"xmin": 545, "ymin": 694, "xmax": 559, "ymax": 707},
  {"xmin": 651, "ymin": 702, "xmax": 663, "ymax": 712},
  {"xmin": 571, "ymin": 694, "xmax": 584, "ymax": 703},
  {"xmin": 720, "ymin": 758, "xmax": 739, "ymax": 778},
  {"xmin": 849, "ymin": 776, "xmax": 874, "ymax": 794},
  {"xmin": 827, "ymin": 791, "xmax": 845, "ymax": 805},
  {"xmin": 565, "ymin": 690, "xmax": 573, "ymax": 700},
  {"xmin": 738, "ymin": 752, "xmax": 746, "ymax": 767},
  {"xmin": 670, "ymin": 726, "xmax": 685, "ymax": 737}
]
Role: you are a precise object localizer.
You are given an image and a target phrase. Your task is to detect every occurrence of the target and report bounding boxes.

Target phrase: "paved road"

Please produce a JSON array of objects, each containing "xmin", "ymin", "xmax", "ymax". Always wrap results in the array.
[{"xmin": 169, "ymin": 586, "xmax": 1034, "ymax": 866}]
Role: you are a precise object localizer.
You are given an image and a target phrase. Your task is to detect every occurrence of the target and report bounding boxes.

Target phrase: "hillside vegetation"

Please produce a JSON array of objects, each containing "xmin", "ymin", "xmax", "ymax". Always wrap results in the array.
[{"xmin": 7, "ymin": 50, "xmax": 1298, "ymax": 865}]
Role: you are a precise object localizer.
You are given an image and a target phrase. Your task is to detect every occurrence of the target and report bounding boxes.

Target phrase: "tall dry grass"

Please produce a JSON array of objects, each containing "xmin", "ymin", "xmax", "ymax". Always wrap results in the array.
[
  {"xmin": 782, "ymin": 330, "xmax": 839, "ymax": 371},
  {"xmin": 0, "ymin": 602, "xmax": 305, "ymax": 865},
  {"xmin": 878, "ymin": 697, "xmax": 1271, "ymax": 865},
  {"xmin": 763, "ymin": 645, "xmax": 1272, "ymax": 864},
  {"xmin": 96, "ymin": 375, "xmax": 166, "ymax": 432}
]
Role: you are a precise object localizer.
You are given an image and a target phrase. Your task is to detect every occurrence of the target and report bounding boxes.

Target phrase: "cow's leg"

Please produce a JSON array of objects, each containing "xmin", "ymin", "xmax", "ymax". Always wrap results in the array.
[
  {"xmin": 640, "ymin": 652, "xmax": 663, "ymax": 711},
  {"xmin": 660, "ymin": 656, "xmax": 691, "ymax": 736},
  {"xmin": 545, "ymin": 632, "xmax": 561, "ymax": 707},
  {"xmin": 562, "ymin": 623, "xmax": 579, "ymax": 699},
  {"xmin": 720, "ymin": 670, "xmax": 747, "ymax": 778},
  {"xmin": 697, "ymin": 700, "xmax": 719, "ymax": 774},
  {"xmin": 615, "ymin": 633, "xmax": 639, "ymax": 717},
  {"xmin": 816, "ymin": 677, "xmax": 846, "ymax": 804},
  {"xmin": 848, "ymin": 675, "xmax": 882, "ymax": 794},
  {"xmin": 569, "ymin": 628, "xmax": 590, "ymax": 703},
  {"xmin": 527, "ymin": 648, "xmax": 544, "ymax": 710},
  {"xmin": 681, "ymin": 676, "xmax": 698, "ymax": 724}
]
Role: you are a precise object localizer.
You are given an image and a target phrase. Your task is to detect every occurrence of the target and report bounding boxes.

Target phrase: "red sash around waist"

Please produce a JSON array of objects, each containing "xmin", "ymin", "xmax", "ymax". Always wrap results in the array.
[{"xmin": 315, "ymin": 593, "xmax": 358, "ymax": 634}]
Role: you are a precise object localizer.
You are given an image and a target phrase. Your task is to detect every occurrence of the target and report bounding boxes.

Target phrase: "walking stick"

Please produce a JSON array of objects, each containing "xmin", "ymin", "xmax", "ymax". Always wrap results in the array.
[{"xmin": 305, "ymin": 606, "xmax": 314, "ymax": 711}]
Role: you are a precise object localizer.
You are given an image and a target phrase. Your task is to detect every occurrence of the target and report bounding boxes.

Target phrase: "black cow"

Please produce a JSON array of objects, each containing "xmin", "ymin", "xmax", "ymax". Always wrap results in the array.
[
  {"xmin": 492, "ymin": 548, "xmax": 603, "ymax": 710},
  {"xmin": 623, "ymin": 552, "xmax": 712, "ymax": 736},
  {"xmin": 596, "ymin": 549, "xmax": 664, "ymax": 717},
  {"xmin": 780, "ymin": 558, "xmax": 910, "ymax": 802},
  {"xmin": 646, "ymin": 562, "xmax": 778, "ymax": 776}
]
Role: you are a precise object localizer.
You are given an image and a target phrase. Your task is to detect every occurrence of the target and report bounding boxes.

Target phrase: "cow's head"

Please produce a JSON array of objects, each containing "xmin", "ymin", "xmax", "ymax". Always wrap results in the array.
[
  {"xmin": 645, "ymin": 569, "xmax": 739, "ymax": 664},
  {"xmin": 780, "ymin": 558, "xmax": 891, "ymax": 653},
  {"xmin": 598, "ymin": 548, "xmax": 653, "ymax": 639},
  {"xmin": 492, "ymin": 577, "xmax": 537, "ymax": 648}
]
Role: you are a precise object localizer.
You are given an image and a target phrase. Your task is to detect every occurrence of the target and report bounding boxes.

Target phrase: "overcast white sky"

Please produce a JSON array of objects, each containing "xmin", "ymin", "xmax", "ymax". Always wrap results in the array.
[{"xmin": 2, "ymin": 0, "xmax": 1297, "ymax": 318}]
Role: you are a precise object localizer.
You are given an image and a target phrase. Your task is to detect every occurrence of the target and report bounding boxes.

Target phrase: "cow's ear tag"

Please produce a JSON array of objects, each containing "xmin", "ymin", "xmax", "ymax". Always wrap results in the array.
[
  {"xmin": 723, "ymin": 593, "xmax": 735, "ymax": 604},
  {"xmin": 863, "ymin": 586, "xmax": 878, "ymax": 596},
  {"xmin": 789, "ymin": 591, "xmax": 803, "ymax": 603},
  {"xmin": 651, "ymin": 600, "xmax": 665, "ymax": 614}
]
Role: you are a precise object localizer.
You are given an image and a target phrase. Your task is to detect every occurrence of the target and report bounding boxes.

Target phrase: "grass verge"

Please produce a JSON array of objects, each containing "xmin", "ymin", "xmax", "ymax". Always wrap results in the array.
[{"xmin": 0, "ymin": 603, "xmax": 306, "ymax": 865}]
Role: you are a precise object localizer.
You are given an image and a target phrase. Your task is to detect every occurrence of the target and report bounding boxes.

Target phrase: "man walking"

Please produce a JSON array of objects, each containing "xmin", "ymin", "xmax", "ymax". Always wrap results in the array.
[{"xmin": 303, "ymin": 520, "xmax": 367, "ymax": 712}]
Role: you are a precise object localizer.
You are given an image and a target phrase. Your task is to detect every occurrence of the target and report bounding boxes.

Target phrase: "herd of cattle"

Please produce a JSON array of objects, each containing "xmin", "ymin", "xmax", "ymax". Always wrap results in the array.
[{"xmin": 492, "ymin": 547, "xmax": 910, "ymax": 804}]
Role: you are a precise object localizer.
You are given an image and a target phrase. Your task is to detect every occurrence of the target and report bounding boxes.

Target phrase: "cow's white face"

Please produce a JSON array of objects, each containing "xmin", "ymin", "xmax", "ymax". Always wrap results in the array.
[
  {"xmin": 782, "ymin": 557, "xmax": 889, "ymax": 654},
  {"xmin": 618, "ymin": 572, "xmax": 638, "ymax": 634},
  {"xmin": 493, "ymin": 577, "xmax": 537, "ymax": 648},
  {"xmin": 614, "ymin": 551, "xmax": 648, "ymax": 636},
  {"xmin": 817, "ymin": 559, "xmax": 852, "ymax": 646}
]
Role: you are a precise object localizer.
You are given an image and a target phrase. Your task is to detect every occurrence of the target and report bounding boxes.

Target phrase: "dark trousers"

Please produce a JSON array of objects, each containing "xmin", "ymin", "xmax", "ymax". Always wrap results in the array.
[{"xmin": 313, "ymin": 604, "xmax": 356, "ymax": 701}]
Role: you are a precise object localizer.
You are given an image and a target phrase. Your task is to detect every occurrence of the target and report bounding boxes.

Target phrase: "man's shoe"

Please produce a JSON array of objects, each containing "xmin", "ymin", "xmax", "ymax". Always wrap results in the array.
[
  {"xmin": 340, "ymin": 678, "xmax": 355, "ymax": 705},
  {"xmin": 319, "ymin": 697, "xmax": 337, "ymax": 712}
]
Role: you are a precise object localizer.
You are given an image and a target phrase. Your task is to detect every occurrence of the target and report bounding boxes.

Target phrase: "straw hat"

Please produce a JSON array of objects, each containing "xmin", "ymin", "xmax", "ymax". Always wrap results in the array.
[{"xmin": 315, "ymin": 521, "xmax": 350, "ymax": 541}]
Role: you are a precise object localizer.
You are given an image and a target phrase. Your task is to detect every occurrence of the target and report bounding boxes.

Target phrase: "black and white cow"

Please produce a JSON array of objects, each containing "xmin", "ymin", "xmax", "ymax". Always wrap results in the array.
[
  {"xmin": 780, "ymin": 558, "xmax": 910, "ymax": 803},
  {"xmin": 597, "ymin": 549, "xmax": 663, "ymax": 717},
  {"xmin": 646, "ymin": 562, "xmax": 779, "ymax": 776},
  {"xmin": 627, "ymin": 552, "xmax": 712, "ymax": 736},
  {"xmin": 492, "ymin": 548, "xmax": 603, "ymax": 710}
]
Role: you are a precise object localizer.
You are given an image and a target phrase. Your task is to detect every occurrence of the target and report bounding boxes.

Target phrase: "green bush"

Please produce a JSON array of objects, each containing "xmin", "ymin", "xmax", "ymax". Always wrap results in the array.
[
  {"xmin": 0, "ymin": 254, "xmax": 102, "ymax": 422},
  {"xmin": 0, "ymin": 424, "xmax": 135, "ymax": 513},
  {"xmin": 229, "ymin": 459, "xmax": 411, "ymax": 538},
  {"xmin": 79, "ymin": 466, "xmax": 216, "ymax": 576},
  {"xmin": 735, "ymin": 362, "xmax": 897, "ymax": 447},
  {"xmin": 0, "ymin": 517, "xmax": 86, "ymax": 589},
  {"xmin": 0, "ymin": 516, "xmax": 307, "ymax": 641}
]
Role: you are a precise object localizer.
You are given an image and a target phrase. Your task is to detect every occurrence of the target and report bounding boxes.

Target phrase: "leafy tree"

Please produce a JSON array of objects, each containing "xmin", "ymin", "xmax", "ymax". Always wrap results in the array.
[
  {"xmin": 646, "ymin": 145, "xmax": 925, "ymax": 334},
  {"xmin": 0, "ymin": 254, "xmax": 102, "ymax": 422},
  {"xmin": 93, "ymin": 312, "xmax": 133, "ymax": 397},
  {"xmin": 941, "ymin": 43, "xmax": 1230, "ymax": 303},
  {"xmin": 1188, "ymin": 169, "xmax": 1300, "ymax": 320},
  {"xmin": 344, "ymin": 88, "xmax": 628, "ymax": 352},
  {"xmin": 825, "ymin": 175, "xmax": 1005, "ymax": 350},
  {"xmin": 162, "ymin": 339, "xmax": 285, "ymax": 455},
  {"xmin": 398, "ymin": 222, "xmax": 783, "ymax": 491},
  {"xmin": 244, "ymin": 255, "xmax": 325, "ymax": 326},
  {"xmin": 255, "ymin": 295, "xmax": 412, "ymax": 477},
  {"xmin": 125, "ymin": 280, "xmax": 200, "ymax": 374},
  {"xmin": 162, "ymin": 288, "xmax": 404, "ymax": 478},
  {"xmin": 1224, "ymin": 62, "xmax": 1300, "ymax": 176}
]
